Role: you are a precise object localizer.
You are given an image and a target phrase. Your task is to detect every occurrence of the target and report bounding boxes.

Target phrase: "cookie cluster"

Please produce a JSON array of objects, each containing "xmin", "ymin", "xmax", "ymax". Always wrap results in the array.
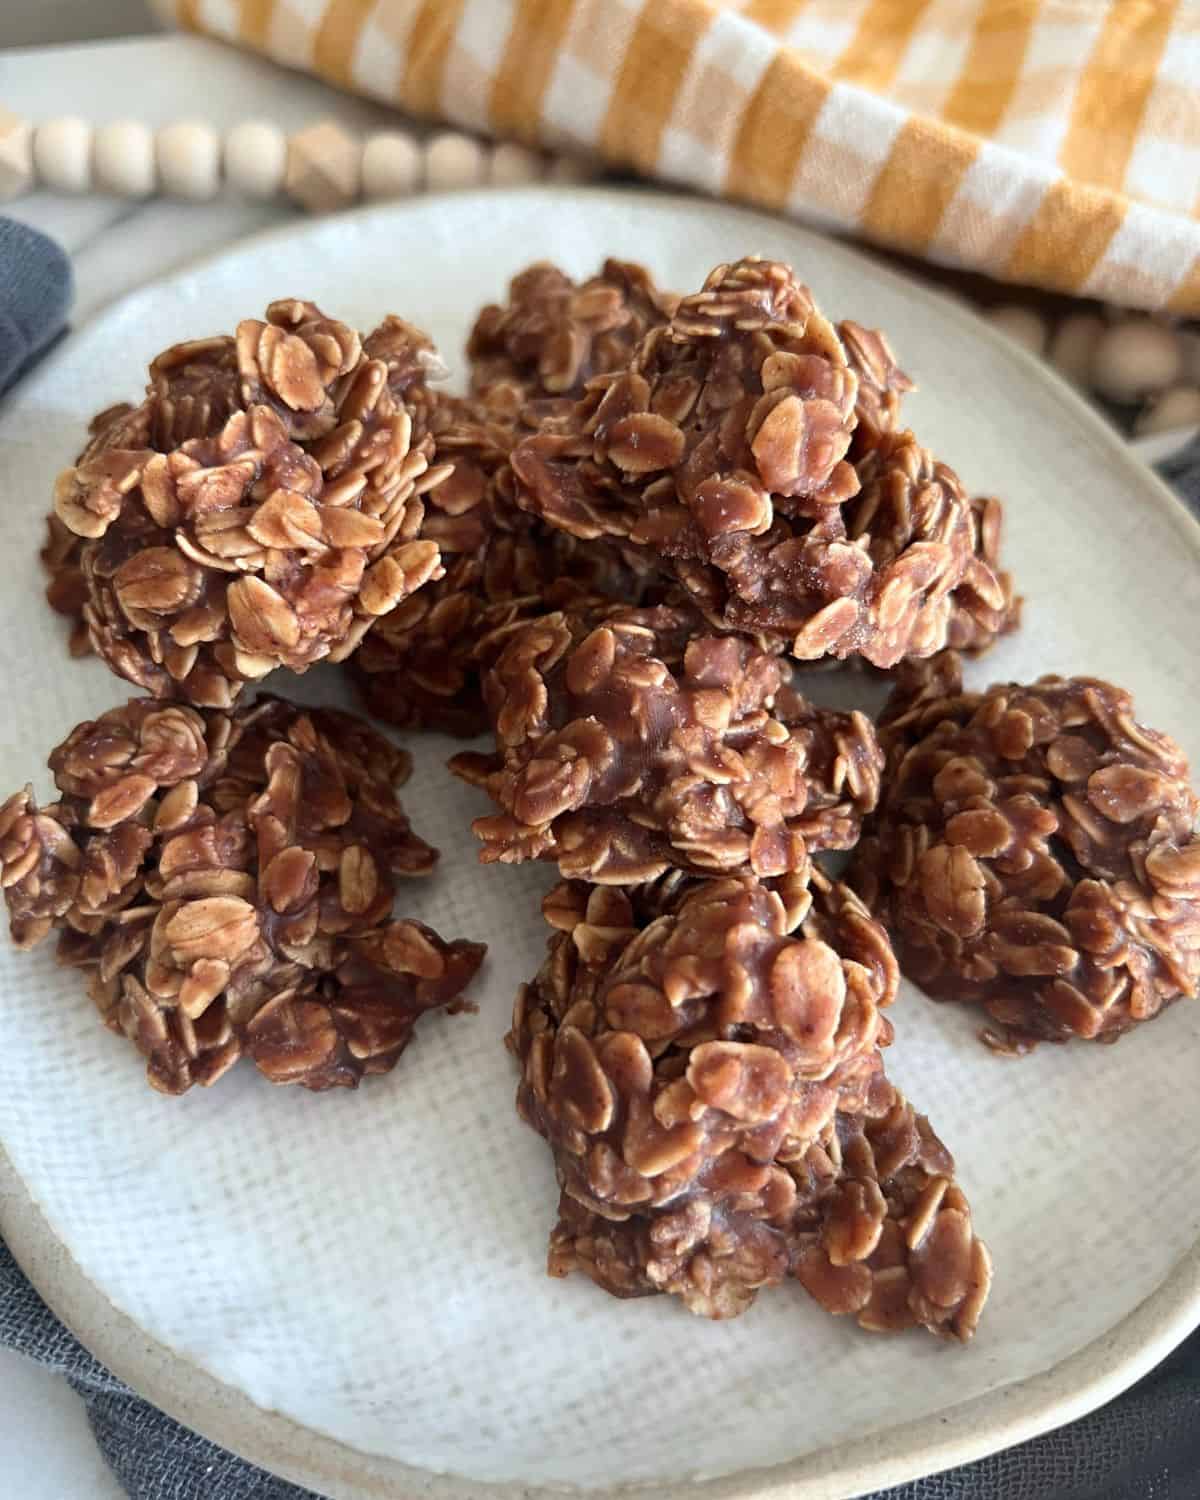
[{"xmin": 23, "ymin": 252, "xmax": 1194, "ymax": 1360}]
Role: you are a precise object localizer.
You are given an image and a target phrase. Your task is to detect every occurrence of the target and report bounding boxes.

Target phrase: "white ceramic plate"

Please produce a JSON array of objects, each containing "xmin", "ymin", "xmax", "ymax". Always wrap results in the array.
[{"xmin": 3, "ymin": 189, "xmax": 1200, "ymax": 1500}]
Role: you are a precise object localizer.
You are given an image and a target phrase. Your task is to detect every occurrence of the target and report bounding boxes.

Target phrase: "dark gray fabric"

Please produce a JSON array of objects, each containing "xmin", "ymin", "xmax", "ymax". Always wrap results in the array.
[
  {"xmin": 1157, "ymin": 434, "xmax": 1200, "ymax": 514},
  {"xmin": 2, "ymin": 1233, "xmax": 1199, "ymax": 1500},
  {"xmin": 0, "ymin": 218, "xmax": 72, "ymax": 395},
  {"xmin": 0, "ymin": 1240, "xmax": 318, "ymax": 1499},
  {"xmin": 3, "ymin": 220, "xmax": 1200, "ymax": 1500}
]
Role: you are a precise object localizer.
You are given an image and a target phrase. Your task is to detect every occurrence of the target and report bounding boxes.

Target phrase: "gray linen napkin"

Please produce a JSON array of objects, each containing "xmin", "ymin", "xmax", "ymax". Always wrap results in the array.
[
  {"xmin": 0, "ymin": 218, "xmax": 72, "ymax": 391},
  {"xmin": 2, "ymin": 217, "xmax": 1200, "ymax": 1500}
]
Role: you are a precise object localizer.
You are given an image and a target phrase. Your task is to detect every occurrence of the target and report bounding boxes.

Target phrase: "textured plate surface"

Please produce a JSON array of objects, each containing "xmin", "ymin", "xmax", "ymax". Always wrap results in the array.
[{"xmin": 1, "ymin": 189, "xmax": 1200, "ymax": 1500}]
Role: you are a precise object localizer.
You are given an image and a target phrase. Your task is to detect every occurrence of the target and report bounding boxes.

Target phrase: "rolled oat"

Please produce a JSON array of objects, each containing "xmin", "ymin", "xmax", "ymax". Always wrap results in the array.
[
  {"xmin": 511, "ymin": 258, "xmax": 1002, "ymax": 668},
  {"xmin": 451, "ymin": 602, "xmax": 883, "ymax": 882},
  {"xmin": 349, "ymin": 392, "xmax": 644, "ymax": 735},
  {"xmin": 52, "ymin": 299, "xmax": 451, "ymax": 707},
  {"xmin": 851, "ymin": 653, "xmax": 1200, "ymax": 1050},
  {"xmin": 511, "ymin": 873, "xmax": 991, "ymax": 1339},
  {"xmin": 0, "ymin": 695, "xmax": 485, "ymax": 1092}
]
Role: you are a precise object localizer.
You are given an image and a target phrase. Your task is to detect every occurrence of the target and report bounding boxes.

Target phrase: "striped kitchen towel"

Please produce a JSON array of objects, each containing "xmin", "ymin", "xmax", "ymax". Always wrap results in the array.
[{"xmin": 153, "ymin": 1, "xmax": 1200, "ymax": 314}]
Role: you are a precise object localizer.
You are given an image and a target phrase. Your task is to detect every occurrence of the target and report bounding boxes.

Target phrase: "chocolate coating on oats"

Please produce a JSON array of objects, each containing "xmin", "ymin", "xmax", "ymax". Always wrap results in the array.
[
  {"xmin": 44, "ymin": 372, "xmax": 250, "ymax": 658},
  {"xmin": 450, "ymin": 603, "xmax": 882, "ymax": 882},
  {"xmin": 467, "ymin": 258, "xmax": 676, "ymax": 408},
  {"xmin": 510, "ymin": 875, "xmax": 991, "ymax": 1339},
  {"xmin": 511, "ymin": 258, "xmax": 1001, "ymax": 669},
  {"xmin": 851, "ymin": 654, "xmax": 1200, "ymax": 1051},
  {"xmin": 0, "ymin": 696, "xmax": 484, "ymax": 1093},
  {"xmin": 839, "ymin": 319, "xmax": 914, "ymax": 456},
  {"xmin": 52, "ymin": 299, "xmax": 451, "ymax": 709},
  {"xmin": 44, "ymin": 402, "xmax": 160, "ymax": 659},
  {"xmin": 841, "ymin": 430, "xmax": 1010, "ymax": 661},
  {"xmin": 945, "ymin": 495, "xmax": 1021, "ymax": 655},
  {"xmin": 42, "ymin": 512, "xmax": 90, "ymax": 656},
  {"xmin": 144, "ymin": 333, "xmax": 243, "ymax": 446},
  {"xmin": 349, "ymin": 393, "xmax": 644, "ymax": 736},
  {"xmin": 826, "ymin": 321, "xmax": 1018, "ymax": 657}
]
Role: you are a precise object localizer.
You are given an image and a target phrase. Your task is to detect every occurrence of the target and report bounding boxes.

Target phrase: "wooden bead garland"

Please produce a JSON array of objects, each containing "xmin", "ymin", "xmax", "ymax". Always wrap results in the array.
[
  {"xmin": 0, "ymin": 108, "xmax": 33, "ymax": 202},
  {"xmin": 362, "ymin": 131, "xmax": 422, "ymax": 199},
  {"xmin": 1091, "ymin": 319, "xmax": 1183, "ymax": 404},
  {"xmin": 93, "ymin": 120, "xmax": 156, "ymax": 198},
  {"xmin": 546, "ymin": 155, "xmax": 595, "ymax": 183},
  {"xmin": 156, "ymin": 121, "xmax": 222, "ymax": 201},
  {"xmin": 489, "ymin": 141, "xmax": 545, "ymax": 186},
  {"xmin": 1136, "ymin": 386, "xmax": 1200, "ymax": 437},
  {"xmin": 985, "ymin": 305, "xmax": 1046, "ymax": 356},
  {"xmin": 1048, "ymin": 313, "xmax": 1104, "ymax": 385},
  {"xmin": 424, "ymin": 131, "xmax": 489, "ymax": 192},
  {"xmin": 6, "ymin": 106, "xmax": 1199, "ymax": 443},
  {"xmin": 984, "ymin": 301, "xmax": 1200, "ymax": 444},
  {"xmin": 32, "ymin": 116, "xmax": 92, "ymax": 193},
  {"xmin": 285, "ymin": 120, "xmax": 362, "ymax": 213},
  {"xmin": 4, "ymin": 111, "xmax": 598, "ymax": 211},
  {"xmin": 224, "ymin": 120, "xmax": 287, "ymax": 198},
  {"xmin": 1178, "ymin": 330, "xmax": 1200, "ymax": 385}
]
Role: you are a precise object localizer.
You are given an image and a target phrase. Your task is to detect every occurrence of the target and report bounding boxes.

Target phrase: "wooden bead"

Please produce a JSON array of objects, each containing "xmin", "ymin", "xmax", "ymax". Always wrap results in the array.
[
  {"xmin": 157, "ymin": 122, "xmax": 221, "ymax": 200},
  {"xmin": 362, "ymin": 131, "xmax": 421, "ymax": 200},
  {"xmin": 1091, "ymin": 318, "xmax": 1183, "ymax": 403},
  {"xmin": 1135, "ymin": 385, "xmax": 1200, "ymax": 437},
  {"xmin": 424, "ymin": 132, "xmax": 487, "ymax": 191},
  {"xmin": 1177, "ymin": 329, "xmax": 1200, "ymax": 385},
  {"xmin": 546, "ymin": 155, "xmax": 600, "ymax": 184},
  {"xmin": 286, "ymin": 120, "xmax": 361, "ymax": 213},
  {"xmin": 33, "ymin": 116, "xmax": 92, "ymax": 193},
  {"xmin": 489, "ymin": 142, "xmax": 544, "ymax": 186},
  {"xmin": 0, "ymin": 108, "xmax": 33, "ymax": 202},
  {"xmin": 94, "ymin": 120, "xmax": 156, "ymax": 197},
  {"xmin": 224, "ymin": 121, "xmax": 287, "ymax": 199},
  {"xmin": 1048, "ymin": 313, "xmax": 1104, "ymax": 386},
  {"xmin": 985, "ymin": 305, "xmax": 1047, "ymax": 356}
]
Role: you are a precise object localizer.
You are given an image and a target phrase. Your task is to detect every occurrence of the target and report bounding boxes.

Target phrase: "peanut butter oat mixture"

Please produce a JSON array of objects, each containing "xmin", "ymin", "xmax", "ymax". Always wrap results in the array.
[
  {"xmin": 39, "ymin": 254, "xmax": 1193, "ymax": 1360},
  {"xmin": 0, "ymin": 696, "xmax": 483, "ymax": 1093},
  {"xmin": 452, "ymin": 602, "xmax": 882, "ymax": 882},
  {"xmin": 511, "ymin": 258, "xmax": 1009, "ymax": 667},
  {"xmin": 510, "ymin": 873, "xmax": 991, "ymax": 1339},
  {"xmin": 467, "ymin": 257, "xmax": 677, "ymax": 412},
  {"xmin": 851, "ymin": 653, "xmax": 1200, "ymax": 1052},
  {"xmin": 49, "ymin": 299, "xmax": 451, "ymax": 708},
  {"xmin": 348, "ymin": 391, "xmax": 646, "ymax": 735}
]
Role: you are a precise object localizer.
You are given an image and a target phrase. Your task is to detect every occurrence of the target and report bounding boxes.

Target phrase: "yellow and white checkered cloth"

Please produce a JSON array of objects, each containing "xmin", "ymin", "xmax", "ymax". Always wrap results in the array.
[{"xmin": 154, "ymin": 0, "xmax": 1200, "ymax": 313}]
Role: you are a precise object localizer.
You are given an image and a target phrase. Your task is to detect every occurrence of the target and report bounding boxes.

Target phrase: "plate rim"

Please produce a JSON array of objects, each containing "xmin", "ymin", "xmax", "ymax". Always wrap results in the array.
[
  {"xmin": 5, "ymin": 1141, "xmax": 1197, "ymax": 1500},
  {"xmin": 4, "ymin": 184, "xmax": 1200, "ymax": 1500}
]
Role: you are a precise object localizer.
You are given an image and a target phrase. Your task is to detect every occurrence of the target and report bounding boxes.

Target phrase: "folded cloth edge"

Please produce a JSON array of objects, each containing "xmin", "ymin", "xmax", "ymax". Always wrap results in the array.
[{"xmin": 151, "ymin": 0, "xmax": 1200, "ymax": 316}]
